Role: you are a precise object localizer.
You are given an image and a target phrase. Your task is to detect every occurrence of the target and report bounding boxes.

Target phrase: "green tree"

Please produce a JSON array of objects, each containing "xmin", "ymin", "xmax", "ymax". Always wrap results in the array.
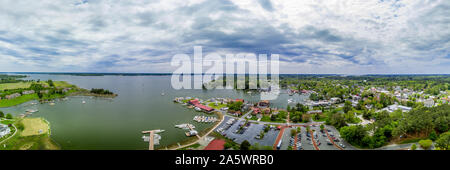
[
  {"xmin": 320, "ymin": 124, "xmax": 325, "ymax": 131},
  {"xmin": 227, "ymin": 101, "xmax": 243, "ymax": 112},
  {"xmin": 47, "ymin": 79, "xmax": 54, "ymax": 87},
  {"xmin": 5, "ymin": 113, "xmax": 13, "ymax": 119},
  {"xmin": 224, "ymin": 142, "xmax": 233, "ymax": 149},
  {"xmin": 291, "ymin": 129, "xmax": 297, "ymax": 137},
  {"xmin": 37, "ymin": 92, "xmax": 43, "ymax": 99},
  {"xmin": 411, "ymin": 144, "xmax": 417, "ymax": 150},
  {"xmin": 435, "ymin": 132, "xmax": 450, "ymax": 150},
  {"xmin": 0, "ymin": 111, "xmax": 4, "ymax": 118},
  {"xmin": 343, "ymin": 100, "xmax": 352, "ymax": 113},
  {"xmin": 328, "ymin": 113, "xmax": 346, "ymax": 129},
  {"xmin": 240, "ymin": 140, "xmax": 251, "ymax": 150},
  {"xmin": 340, "ymin": 125, "xmax": 367, "ymax": 146},
  {"xmin": 418, "ymin": 139, "xmax": 433, "ymax": 150},
  {"xmin": 429, "ymin": 130, "xmax": 438, "ymax": 141}
]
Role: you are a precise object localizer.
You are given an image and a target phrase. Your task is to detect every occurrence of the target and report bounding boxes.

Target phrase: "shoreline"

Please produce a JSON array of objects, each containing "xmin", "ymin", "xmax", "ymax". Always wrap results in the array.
[{"xmin": 0, "ymin": 91, "xmax": 117, "ymax": 108}]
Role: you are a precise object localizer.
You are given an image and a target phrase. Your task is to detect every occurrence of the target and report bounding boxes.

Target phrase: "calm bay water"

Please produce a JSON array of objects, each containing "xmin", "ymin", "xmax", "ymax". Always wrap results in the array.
[{"xmin": 0, "ymin": 74, "xmax": 307, "ymax": 149}]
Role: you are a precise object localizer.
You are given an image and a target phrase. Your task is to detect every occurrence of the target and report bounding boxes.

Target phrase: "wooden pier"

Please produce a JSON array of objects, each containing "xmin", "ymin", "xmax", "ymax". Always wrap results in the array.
[{"xmin": 142, "ymin": 130, "xmax": 157, "ymax": 150}]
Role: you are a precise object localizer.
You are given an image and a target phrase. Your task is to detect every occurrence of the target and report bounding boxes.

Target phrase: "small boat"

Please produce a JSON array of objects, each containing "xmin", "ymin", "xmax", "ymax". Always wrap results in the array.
[
  {"xmin": 82, "ymin": 101, "xmax": 86, "ymax": 104},
  {"xmin": 26, "ymin": 109, "xmax": 38, "ymax": 113},
  {"xmin": 142, "ymin": 135, "xmax": 150, "ymax": 142},
  {"xmin": 153, "ymin": 129, "xmax": 165, "ymax": 133},
  {"xmin": 49, "ymin": 103, "xmax": 55, "ymax": 106},
  {"xmin": 161, "ymin": 92, "xmax": 165, "ymax": 96},
  {"xmin": 288, "ymin": 99, "xmax": 293, "ymax": 103},
  {"xmin": 175, "ymin": 124, "xmax": 195, "ymax": 130}
]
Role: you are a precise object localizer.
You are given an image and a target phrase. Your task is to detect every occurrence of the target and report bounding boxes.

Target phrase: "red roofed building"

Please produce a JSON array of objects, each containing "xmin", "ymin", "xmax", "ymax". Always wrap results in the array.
[
  {"xmin": 252, "ymin": 107, "xmax": 261, "ymax": 115},
  {"xmin": 189, "ymin": 99, "xmax": 200, "ymax": 105},
  {"xmin": 196, "ymin": 104, "xmax": 214, "ymax": 112},
  {"xmin": 235, "ymin": 99, "xmax": 244, "ymax": 103},
  {"xmin": 204, "ymin": 139, "xmax": 226, "ymax": 150},
  {"xmin": 189, "ymin": 99, "xmax": 214, "ymax": 112}
]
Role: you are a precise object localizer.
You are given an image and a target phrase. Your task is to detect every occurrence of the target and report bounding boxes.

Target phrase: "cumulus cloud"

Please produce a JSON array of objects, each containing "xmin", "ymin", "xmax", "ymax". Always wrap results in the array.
[{"xmin": 0, "ymin": 0, "xmax": 449, "ymax": 74}]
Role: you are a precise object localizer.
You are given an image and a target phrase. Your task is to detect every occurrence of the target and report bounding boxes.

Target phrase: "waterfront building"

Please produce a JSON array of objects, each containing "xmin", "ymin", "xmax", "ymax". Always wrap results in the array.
[
  {"xmin": 5, "ymin": 93, "xmax": 21, "ymax": 100},
  {"xmin": 22, "ymin": 90, "xmax": 35, "ymax": 95},
  {"xmin": 307, "ymin": 110, "xmax": 323, "ymax": 114},
  {"xmin": 258, "ymin": 100, "xmax": 270, "ymax": 108},
  {"xmin": 188, "ymin": 99, "xmax": 214, "ymax": 112}
]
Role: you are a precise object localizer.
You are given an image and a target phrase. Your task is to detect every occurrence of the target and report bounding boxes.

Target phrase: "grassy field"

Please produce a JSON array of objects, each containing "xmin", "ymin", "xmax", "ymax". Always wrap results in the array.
[
  {"xmin": 0, "ymin": 81, "xmax": 71, "ymax": 91},
  {"xmin": 0, "ymin": 82, "xmax": 33, "ymax": 90},
  {"xmin": 53, "ymin": 81, "xmax": 74, "ymax": 88},
  {"xmin": 0, "ymin": 117, "xmax": 59, "ymax": 150},
  {"xmin": 260, "ymin": 115, "xmax": 286, "ymax": 123},
  {"xmin": 208, "ymin": 102, "xmax": 227, "ymax": 110},
  {"xmin": 0, "ymin": 94, "xmax": 38, "ymax": 108},
  {"xmin": 20, "ymin": 118, "xmax": 49, "ymax": 136}
]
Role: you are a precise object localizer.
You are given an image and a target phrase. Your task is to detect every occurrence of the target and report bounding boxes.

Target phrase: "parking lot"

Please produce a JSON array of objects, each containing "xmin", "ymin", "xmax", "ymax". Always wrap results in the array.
[
  {"xmin": 325, "ymin": 125, "xmax": 355, "ymax": 150},
  {"xmin": 310, "ymin": 125, "xmax": 339, "ymax": 150},
  {"xmin": 278, "ymin": 127, "xmax": 292, "ymax": 150},
  {"xmin": 215, "ymin": 116, "xmax": 279, "ymax": 147},
  {"xmin": 299, "ymin": 126, "xmax": 315, "ymax": 150}
]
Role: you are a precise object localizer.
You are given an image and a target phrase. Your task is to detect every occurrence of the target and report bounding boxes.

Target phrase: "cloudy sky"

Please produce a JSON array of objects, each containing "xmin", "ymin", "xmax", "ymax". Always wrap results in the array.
[{"xmin": 0, "ymin": 0, "xmax": 449, "ymax": 74}]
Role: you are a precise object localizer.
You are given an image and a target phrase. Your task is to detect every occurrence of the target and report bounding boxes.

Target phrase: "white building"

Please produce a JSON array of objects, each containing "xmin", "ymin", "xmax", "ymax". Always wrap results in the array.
[
  {"xmin": 424, "ymin": 99, "xmax": 435, "ymax": 108},
  {"xmin": 0, "ymin": 124, "xmax": 11, "ymax": 138},
  {"xmin": 22, "ymin": 90, "xmax": 35, "ymax": 95},
  {"xmin": 379, "ymin": 104, "xmax": 412, "ymax": 113}
]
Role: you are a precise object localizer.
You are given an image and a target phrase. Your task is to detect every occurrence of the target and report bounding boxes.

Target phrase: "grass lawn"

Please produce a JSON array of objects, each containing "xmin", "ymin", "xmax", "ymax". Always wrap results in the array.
[
  {"xmin": 312, "ymin": 114, "xmax": 327, "ymax": 122},
  {"xmin": 0, "ymin": 94, "xmax": 38, "ymax": 108},
  {"xmin": 208, "ymin": 102, "xmax": 227, "ymax": 110},
  {"xmin": 0, "ymin": 82, "xmax": 33, "ymax": 90},
  {"xmin": 0, "ymin": 119, "xmax": 16, "ymax": 125},
  {"xmin": 53, "ymin": 81, "xmax": 74, "ymax": 88},
  {"xmin": 260, "ymin": 115, "xmax": 286, "ymax": 123},
  {"xmin": 0, "ymin": 81, "xmax": 71, "ymax": 91},
  {"xmin": 249, "ymin": 115, "xmax": 259, "ymax": 120},
  {"xmin": 20, "ymin": 118, "xmax": 49, "ymax": 136}
]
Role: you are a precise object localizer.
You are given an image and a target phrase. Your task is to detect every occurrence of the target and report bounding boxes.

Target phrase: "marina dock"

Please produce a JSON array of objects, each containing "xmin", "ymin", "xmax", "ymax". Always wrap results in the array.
[{"xmin": 142, "ymin": 129, "xmax": 164, "ymax": 150}]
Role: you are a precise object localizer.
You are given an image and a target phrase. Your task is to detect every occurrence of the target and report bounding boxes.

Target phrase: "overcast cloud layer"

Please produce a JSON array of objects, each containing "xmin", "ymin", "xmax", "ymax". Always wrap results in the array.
[{"xmin": 0, "ymin": 0, "xmax": 449, "ymax": 74}]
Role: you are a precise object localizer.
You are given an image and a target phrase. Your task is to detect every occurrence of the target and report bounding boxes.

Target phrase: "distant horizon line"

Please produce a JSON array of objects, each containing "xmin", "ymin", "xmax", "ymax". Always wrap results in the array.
[{"xmin": 1, "ymin": 72, "xmax": 450, "ymax": 76}]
